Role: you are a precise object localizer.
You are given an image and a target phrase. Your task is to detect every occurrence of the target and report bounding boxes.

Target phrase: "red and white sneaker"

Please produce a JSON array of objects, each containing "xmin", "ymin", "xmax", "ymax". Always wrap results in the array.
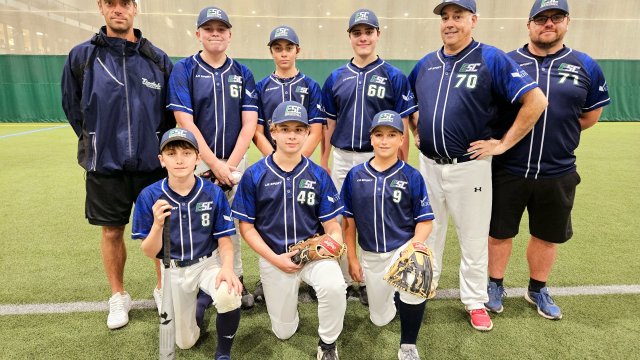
[{"xmin": 468, "ymin": 308, "xmax": 493, "ymax": 331}]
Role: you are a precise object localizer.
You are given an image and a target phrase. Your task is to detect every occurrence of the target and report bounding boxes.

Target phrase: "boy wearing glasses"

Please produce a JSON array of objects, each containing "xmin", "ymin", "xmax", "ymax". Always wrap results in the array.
[{"xmin": 486, "ymin": 0, "xmax": 610, "ymax": 320}]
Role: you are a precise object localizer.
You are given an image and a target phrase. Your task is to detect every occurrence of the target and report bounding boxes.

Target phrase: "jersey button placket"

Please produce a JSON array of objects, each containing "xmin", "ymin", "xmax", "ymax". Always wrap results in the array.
[{"xmin": 286, "ymin": 177, "xmax": 293, "ymax": 198}]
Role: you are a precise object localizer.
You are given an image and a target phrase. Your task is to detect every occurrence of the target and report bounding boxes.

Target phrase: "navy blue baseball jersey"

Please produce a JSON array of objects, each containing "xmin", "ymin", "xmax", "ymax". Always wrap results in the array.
[
  {"xmin": 231, "ymin": 155, "xmax": 344, "ymax": 255},
  {"xmin": 493, "ymin": 45, "xmax": 611, "ymax": 179},
  {"xmin": 322, "ymin": 57, "xmax": 418, "ymax": 152},
  {"xmin": 341, "ymin": 160, "xmax": 434, "ymax": 253},
  {"xmin": 408, "ymin": 40, "xmax": 538, "ymax": 159},
  {"xmin": 167, "ymin": 53, "xmax": 258, "ymax": 159},
  {"xmin": 132, "ymin": 177, "xmax": 236, "ymax": 260},
  {"xmin": 256, "ymin": 72, "xmax": 324, "ymax": 147}
]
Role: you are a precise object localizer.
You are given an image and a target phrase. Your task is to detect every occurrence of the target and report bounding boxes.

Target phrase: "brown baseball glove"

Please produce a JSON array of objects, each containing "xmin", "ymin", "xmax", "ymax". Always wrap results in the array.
[
  {"xmin": 384, "ymin": 242, "xmax": 435, "ymax": 299},
  {"xmin": 288, "ymin": 234, "xmax": 346, "ymax": 265}
]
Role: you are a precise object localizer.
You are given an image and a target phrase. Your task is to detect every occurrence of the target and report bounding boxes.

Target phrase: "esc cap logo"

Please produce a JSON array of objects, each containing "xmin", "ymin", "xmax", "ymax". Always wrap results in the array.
[
  {"xmin": 540, "ymin": 0, "xmax": 560, "ymax": 8},
  {"xmin": 275, "ymin": 27, "xmax": 289, "ymax": 37},
  {"xmin": 168, "ymin": 128, "xmax": 188, "ymax": 139},
  {"xmin": 355, "ymin": 11, "xmax": 370, "ymax": 21},
  {"xmin": 285, "ymin": 105, "xmax": 302, "ymax": 117},
  {"xmin": 207, "ymin": 8, "xmax": 222, "ymax": 18},
  {"xmin": 378, "ymin": 112, "xmax": 396, "ymax": 123}
]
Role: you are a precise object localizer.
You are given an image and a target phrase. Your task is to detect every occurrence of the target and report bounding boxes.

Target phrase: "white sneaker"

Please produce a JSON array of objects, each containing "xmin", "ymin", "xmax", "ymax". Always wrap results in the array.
[
  {"xmin": 107, "ymin": 292, "xmax": 132, "ymax": 329},
  {"xmin": 153, "ymin": 288, "xmax": 162, "ymax": 315},
  {"xmin": 398, "ymin": 344, "xmax": 421, "ymax": 360}
]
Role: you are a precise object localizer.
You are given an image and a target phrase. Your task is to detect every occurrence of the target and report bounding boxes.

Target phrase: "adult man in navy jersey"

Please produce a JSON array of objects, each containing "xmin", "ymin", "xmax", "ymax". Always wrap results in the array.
[
  {"xmin": 322, "ymin": 9, "xmax": 418, "ymax": 302},
  {"xmin": 408, "ymin": 0, "xmax": 548, "ymax": 331},
  {"xmin": 485, "ymin": 0, "xmax": 610, "ymax": 320},
  {"xmin": 167, "ymin": 6, "xmax": 258, "ymax": 312},
  {"xmin": 254, "ymin": 25, "xmax": 324, "ymax": 158}
]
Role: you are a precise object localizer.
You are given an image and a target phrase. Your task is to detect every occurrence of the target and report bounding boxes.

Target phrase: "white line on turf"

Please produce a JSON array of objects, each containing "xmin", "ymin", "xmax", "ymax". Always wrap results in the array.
[
  {"xmin": 1, "ymin": 284, "xmax": 639, "ymax": 315},
  {"xmin": 0, "ymin": 125, "xmax": 69, "ymax": 139}
]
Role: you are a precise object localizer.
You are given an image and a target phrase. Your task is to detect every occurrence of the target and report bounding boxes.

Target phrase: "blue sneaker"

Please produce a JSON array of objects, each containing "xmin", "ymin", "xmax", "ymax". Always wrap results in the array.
[
  {"xmin": 525, "ymin": 287, "xmax": 562, "ymax": 320},
  {"xmin": 485, "ymin": 281, "xmax": 505, "ymax": 313}
]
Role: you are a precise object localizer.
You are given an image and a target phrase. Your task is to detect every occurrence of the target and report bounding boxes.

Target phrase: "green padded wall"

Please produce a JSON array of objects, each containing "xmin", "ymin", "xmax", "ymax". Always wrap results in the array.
[{"xmin": 0, "ymin": 55, "xmax": 635, "ymax": 122}]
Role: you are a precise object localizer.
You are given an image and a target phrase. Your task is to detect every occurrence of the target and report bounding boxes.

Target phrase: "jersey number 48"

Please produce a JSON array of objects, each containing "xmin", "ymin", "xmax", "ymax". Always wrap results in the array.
[{"xmin": 297, "ymin": 190, "xmax": 316, "ymax": 206}]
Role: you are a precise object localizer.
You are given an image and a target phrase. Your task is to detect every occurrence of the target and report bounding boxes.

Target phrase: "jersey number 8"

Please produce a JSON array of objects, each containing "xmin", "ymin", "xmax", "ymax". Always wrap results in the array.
[{"xmin": 297, "ymin": 190, "xmax": 316, "ymax": 206}]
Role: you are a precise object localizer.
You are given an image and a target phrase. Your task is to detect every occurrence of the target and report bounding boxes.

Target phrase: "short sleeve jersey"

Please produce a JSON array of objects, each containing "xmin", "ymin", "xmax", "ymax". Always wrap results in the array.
[
  {"xmin": 494, "ymin": 45, "xmax": 611, "ymax": 179},
  {"xmin": 408, "ymin": 40, "xmax": 539, "ymax": 159},
  {"xmin": 132, "ymin": 177, "xmax": 236, "ymax": 260},
  {"xmin": 231, "ymin": 155, "xmax": 344, "ymax": 255},
  {"xmin": 341, "ymin": 160, "xmax": 434, "ymax": 253},
  {"xmin": 322, "ymin": 57, "xmax": 418, "ymax": 152},
  {"xmin": 256, "ymin": 72, "xmax": 324, "ymax": 147},
  {"xmin": 167, "ymin": 53, "xmax": 258, "ymax": 159}
]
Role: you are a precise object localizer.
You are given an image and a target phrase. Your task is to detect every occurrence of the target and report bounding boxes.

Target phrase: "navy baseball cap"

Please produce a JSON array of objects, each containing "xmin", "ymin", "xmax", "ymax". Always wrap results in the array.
[
  {"xmin": 160, "ymin": 128, "xmax": 199, "ymax": 152},
  {"xmin": 271, "ymin": 101, "xmax": 309, "ymax": 126},
  {"xmin": 268, "ymin": 25, "xmax": 299, "ymax": 46},
  {"xmin": 433, "ymin": 0, "xmax": 477, "ymax": 15},
  {"xmin": 529, "ymin": 0, "xmax": 569, "ymax": 18},
  {"xmin": 347, "ymin": 9, "xmax": 379, "ymax": 32},
  {"xmin": 370, "ymin": 110, "xmax": 404, "ymax": 134},
  {"xmin": 197, "ymin": 7, "xmax": 232, "ymax": 29}
]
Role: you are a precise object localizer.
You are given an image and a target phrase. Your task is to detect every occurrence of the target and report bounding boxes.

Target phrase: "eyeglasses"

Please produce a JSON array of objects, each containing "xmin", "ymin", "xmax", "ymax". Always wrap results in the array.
[{"xmin": 530, "ymin": 14, "xmax": 567, "ymax": 25}]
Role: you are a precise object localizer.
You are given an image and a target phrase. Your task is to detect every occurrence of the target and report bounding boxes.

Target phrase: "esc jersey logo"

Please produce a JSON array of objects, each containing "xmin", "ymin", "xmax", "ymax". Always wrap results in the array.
[
  {"xmin": 454, "ymin": 63, "xmax": 481, "ymax": 89},
  {"xmin": 297, "ymin": 179, "xmax": 317, "ymax": 206},
  {"xmin": 367, "ymin": 75, "xmax": 388, "ymax": 99}
]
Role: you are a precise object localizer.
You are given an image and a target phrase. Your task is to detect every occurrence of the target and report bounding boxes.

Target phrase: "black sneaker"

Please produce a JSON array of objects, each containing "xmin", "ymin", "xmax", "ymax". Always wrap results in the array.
[
  {"xmin": 317, "ymin": 340, "xmax": 339, "ymax": 360},
  {"xmin": 359, "ymin": 285, "xmax": 368, "ymax": 306},
  {"xmin": 253, "ymin": 280, "xmax": 265, "ymax": 303},
  {"xmin": 345, "ymin": 285, "xmax": 360, "ymax": 300},
  {"xmin": 239, "ymin": 276, "xmax": 255, "ymax": 309}
]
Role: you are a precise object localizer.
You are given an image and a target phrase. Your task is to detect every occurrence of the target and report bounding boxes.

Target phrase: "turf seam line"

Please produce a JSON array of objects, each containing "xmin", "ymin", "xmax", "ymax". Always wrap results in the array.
[
  {"xmin": 1, "ymin": 284, "xmax": 639, "ymax": 316},
  {"xmin": 0, "ymin": 125, "xmax": 69, "ymax": 139}
]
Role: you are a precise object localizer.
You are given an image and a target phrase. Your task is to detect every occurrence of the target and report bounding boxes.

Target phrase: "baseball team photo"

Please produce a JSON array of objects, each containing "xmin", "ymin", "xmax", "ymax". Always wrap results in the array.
[{"xmin": 1, "ymin": 0, "xmax": 639, "ymax": 359}]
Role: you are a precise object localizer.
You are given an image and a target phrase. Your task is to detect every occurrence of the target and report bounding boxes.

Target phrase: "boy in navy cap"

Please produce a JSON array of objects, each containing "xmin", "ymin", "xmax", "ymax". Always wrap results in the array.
[
  {"xmin": 132, "ymin": 128, "xmax": 242, "ymax": 359},
  {"xmin": 341, "ymin": 110, "xmax": 434, "ymax": 360},
  {"xmin": 232, "ymin": 101, "xmax": 346, "ymax": 360},
  {"xmin": 322, "ymin": 8, "xmax": 418, "ymax": 305},
  {"xmin": 167, "ymin": 6, "xmax": 259, "ymax": 313}
]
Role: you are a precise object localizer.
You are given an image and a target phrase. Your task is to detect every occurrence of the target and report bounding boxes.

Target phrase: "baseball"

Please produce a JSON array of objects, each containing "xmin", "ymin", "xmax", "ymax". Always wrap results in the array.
[{"xmin": 231, "ymin": 171, "xmax": 242, "ymax": 185}]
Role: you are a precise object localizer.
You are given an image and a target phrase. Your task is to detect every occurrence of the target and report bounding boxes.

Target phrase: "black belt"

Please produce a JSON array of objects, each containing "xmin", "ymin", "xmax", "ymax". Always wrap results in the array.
[
  {"xmin": 427, "ymin": 153, "xmax": 474, "ymax": 165},
  {"xmin": 169, "ymin": 251, "xmax": 216, "ymax": 268}
]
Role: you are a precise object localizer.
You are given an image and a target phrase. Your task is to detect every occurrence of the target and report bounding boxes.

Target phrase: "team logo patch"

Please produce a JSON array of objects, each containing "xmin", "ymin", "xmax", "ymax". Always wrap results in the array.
[
  {"xmin": 558, "ymin": 63, "xmax": 581, "ymax": 73},
  {"xmin": 295, "ymin": 86, "xmax": 309, "ymax": 94},
  {"xmin": 207, "ymin": 8, "xmax": 223, "ymax": 18},
  {"xmin": 285, "ymin": 105, "xmax": 302, "ymax": 117},
  {"xmin": 377, "ymin": 113, "xmax": 396, "ymax": 123},
  {"xmin": 390, "ymin": 180, "xmax": 408, "ymax": 190},
  {"xmin": 196, "ymin": 201, "xmax": 213, "ymax": 212},
  {"xmin": 355, "ymin": 11, "xmax": 370, "ymax": 22},
  {"xmin": 420, "ymin": 196, "xmax": 430, "ymax": 207},
  {"xmin": 142, "ymin": 78, "xmax": 161, "ymax": 90},
  {"xmin": 511, "ymin": 69, "xmax": 528, "ymax": 78},
  {"xmin": 402, "ymin": 92, "xmax": 415, "ymax": 101},
  {"xmin": 299, "ymin": 179, "xmax": 316, "ymax": 190},
  {"xmin": 370, "ymin": 75, "xmax": 388, "ymax": 85},
  {"xmin": 540, "ymin": 0, "xmax": 559, "ymax": 8},
  {"xmin": 223, "ymin": 215, "xmax": 233, "ymax": 222},
  {"xmin": 166, "ymin": 128, "xmax": 188, "ymax": 139},
  {"xmin": 228, "ymin": 75, "xmax": 243, "ymax": 83},
  {"xmin": 459, "ymin": 63, "xmax": 481, "ymax": 73},
  {"xmin": 327, "ymin": 193, "xmax": 340, "ymax": 203},
  {"xmin": 274, "ymin": 27, "xmax": 289, "ymax": 37},
  {"xmin": 599, "ymin": 82, "xmax": 608, "ymax": 92}
]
